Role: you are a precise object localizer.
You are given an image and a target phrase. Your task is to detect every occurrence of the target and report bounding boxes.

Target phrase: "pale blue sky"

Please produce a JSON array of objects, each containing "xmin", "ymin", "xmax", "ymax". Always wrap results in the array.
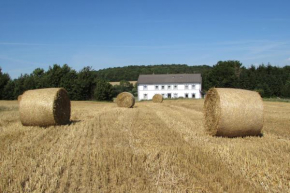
[{"xmin": 1, "ymin": 0, "xmax": 290, "ymax": 78}]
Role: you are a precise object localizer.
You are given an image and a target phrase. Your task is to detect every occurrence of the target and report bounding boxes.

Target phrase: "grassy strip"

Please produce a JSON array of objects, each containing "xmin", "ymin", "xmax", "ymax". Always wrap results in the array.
[{"xmin": 263, "ymin": 98, "xmax": 290, "ymax": 103}]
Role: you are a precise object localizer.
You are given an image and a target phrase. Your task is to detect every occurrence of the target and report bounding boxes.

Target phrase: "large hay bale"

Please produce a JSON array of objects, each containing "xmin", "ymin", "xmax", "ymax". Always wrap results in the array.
[
  {"xmin": 17, "ymin": 95, "xmax": 22, "ymax": 103},
  {"xmin": 116, "ymin": 92, "xmax": 135, "ymax": 108},
  {"xmin": 152, "ymin": 94, "xmax": 163, "ymax": 103},
  {"xmin": 204, "ymin": 88, "xmax": 263, "ymax": 137},
  {"xmin": 20, "ymin": 88, "xmax": 71, "ymax": 126}
]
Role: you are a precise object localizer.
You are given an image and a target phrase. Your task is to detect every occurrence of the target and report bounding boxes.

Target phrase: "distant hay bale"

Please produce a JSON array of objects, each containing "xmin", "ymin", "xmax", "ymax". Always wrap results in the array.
[
  {"xmin": 204, "ymin": 88, "xmax": 264, "ymax": 137},
  {"xmin": 17, "ymin": 95, "xmax": 22, "ymax": 103},
  {"xmin": 20, "ymin": 88, "xmax": 71, "ymax": 127},
  {"xmin": 152, "ymin": 94, "xmax": 163, "ymax": 103},
  {"xmin": 116, "ymin": 92, "xmax": 135, "ymax": 108}
]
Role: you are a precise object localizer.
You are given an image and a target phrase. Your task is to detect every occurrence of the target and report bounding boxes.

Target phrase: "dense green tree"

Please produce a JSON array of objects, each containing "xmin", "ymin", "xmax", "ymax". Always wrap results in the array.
[
  {"xmin": 131, "ymin": 83, "xmax": 138, "ymax": 97},
  {"xmin": 281, "ymin": 79, "xmax": 290, "ymax": 98},
  {"xmin": 0, "ymin": 67, "xmax": 11, "ymax": 99},
  {"xmin": 3, "ymin": 81, "xmax": 15, "ymax": 99},
  {"xmin": 73, "ymin": 66, "xmax": 97, "ymax": 100},
  {"xmin": 32, "ymin": 68, "xmax": 47, "ymax": 88},
  {"xmin": 94, "ymin": 79, "xmax": 113, "ymax": 101},
  {"xmin": 206, "ymin": 60, "xmax": 242, "ymax": 88}
]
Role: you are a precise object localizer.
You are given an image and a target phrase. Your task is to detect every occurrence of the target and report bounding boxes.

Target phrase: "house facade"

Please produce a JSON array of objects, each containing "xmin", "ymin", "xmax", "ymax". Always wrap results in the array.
[{"xmin": 137, "ymin": 74, "xmax": 202, "ymax": 101}]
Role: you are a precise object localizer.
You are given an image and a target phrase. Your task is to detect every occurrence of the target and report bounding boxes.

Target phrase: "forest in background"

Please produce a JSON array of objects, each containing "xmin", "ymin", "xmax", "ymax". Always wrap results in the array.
[{"xmin": 1, "ymin": 60, "xmax": 290, "ymax": 101}]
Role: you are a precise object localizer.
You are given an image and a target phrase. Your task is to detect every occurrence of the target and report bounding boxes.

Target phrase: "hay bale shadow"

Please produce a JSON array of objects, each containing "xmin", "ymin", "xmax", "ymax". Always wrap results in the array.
[{"xmin": 69, "ymin": 120, "xmax": 82, "ymax": 125}]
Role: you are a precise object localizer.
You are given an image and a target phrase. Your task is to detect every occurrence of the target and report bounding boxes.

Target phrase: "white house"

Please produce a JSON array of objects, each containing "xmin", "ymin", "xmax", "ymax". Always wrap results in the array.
[{"xmin": 137, "ymin": 74, "xmax": 202, "ymax": 101}]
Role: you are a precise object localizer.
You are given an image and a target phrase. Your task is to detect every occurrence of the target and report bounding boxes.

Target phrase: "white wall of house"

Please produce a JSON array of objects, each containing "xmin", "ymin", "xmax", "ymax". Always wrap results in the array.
[{"xmin": 137, "ymin": 83, "xmax": 202, "ymax": 101}]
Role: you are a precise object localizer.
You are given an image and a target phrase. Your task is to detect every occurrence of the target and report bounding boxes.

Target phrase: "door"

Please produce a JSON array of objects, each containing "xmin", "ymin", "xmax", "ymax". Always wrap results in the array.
[
  {"xmin": 185, "ymin": 94, "xmax": 188, "ymax": 98},
  {"xmin": 168, "ymin": 93, "xmax": 171, "ymax": 99}
]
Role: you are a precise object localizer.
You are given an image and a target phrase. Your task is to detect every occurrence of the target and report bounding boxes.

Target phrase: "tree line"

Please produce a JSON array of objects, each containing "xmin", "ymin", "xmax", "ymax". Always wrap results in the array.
[
  {"xmin": 0, "ymin": 61, "xmax": 290, "ymax": 100},
  {"xmin": 0, "ymin": 64, "xmax": 136, "ymax": 101}
]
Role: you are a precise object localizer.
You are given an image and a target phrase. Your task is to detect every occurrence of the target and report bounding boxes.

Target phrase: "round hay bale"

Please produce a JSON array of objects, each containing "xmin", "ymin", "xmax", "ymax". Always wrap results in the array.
[
  {"xmin": 20, "ymin": 88, "xmax": 71, "ymax": 127},
  {"xmin": 17, "ymin": 95, "xmax": 22, "ymax": 103},
  {"xmin": 152, "ymin": 94, "xmax": 163, "ymax": 103},
  {"xmin": 116, "ymin": 92, "xmax": 135, "ymax": 108},
  {"xmin": 204, "ymin": 88, "xmax": 263, "ymax": 137}
]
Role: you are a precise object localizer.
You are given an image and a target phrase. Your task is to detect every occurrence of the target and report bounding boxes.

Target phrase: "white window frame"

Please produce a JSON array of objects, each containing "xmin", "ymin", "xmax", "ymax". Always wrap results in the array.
[
  {"xmin": 155, "ymin": 85, "xmax": 159, "ymax": 90},
  {"xmin": 192, "ymin": 85, "xmax": 196, "ymax": 89},
  {"xmin": 144, "ymin": 93, "xmax": 148, "ymax": 99},
  {"xmin": 185, "ymin": 85, "xmax": 189, "ymax": 90},
  {"xmin": 168, "ymin": 85, "xmax": 171, "ymax": 89},
  {"xmin": 143, "ymin": 85, "xmax": 148, "ymax": 90},
  {"xmin": 174, "ymin": 93, "xmax": 178, "ymax": 98},
  {"xmin": 161, "ymin": 85, "xmax": 165, "ymax": 90},
  {"xmin": 174, "ymin": 85, "xmax": 178, "ymax": 89}
]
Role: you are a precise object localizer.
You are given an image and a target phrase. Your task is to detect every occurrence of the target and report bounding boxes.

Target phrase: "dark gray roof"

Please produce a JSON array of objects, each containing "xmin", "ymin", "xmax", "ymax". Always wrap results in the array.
[{"xmin": 137, "ymin": 74, "xmax": 202, "ymax": 84}]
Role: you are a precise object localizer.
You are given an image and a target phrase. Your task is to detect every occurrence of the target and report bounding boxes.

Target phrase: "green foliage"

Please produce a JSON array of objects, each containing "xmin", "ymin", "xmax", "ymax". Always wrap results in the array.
[
  {"xmin": 96, "ymin": 64, "xmax": 211, "ymax": 81},
  {"xmin": 281, "ymin": 80, "xmax": 290, "ymax": 98},
  {"xmin": 73, "ymin": 66, "xmax": 97, "ymax": 100},
  {"xmin": 0, "ymin": 67, "xmax": 11, "ymax": 99},
  {"xmin": 3, "ymin": 80, "xmax": 15, "ymax": 99},
  {"xmin": 112, "ymin": 80, "xmax": 134, "ymax": 97},
  {"xmin": 131, "ymin": 83, "xmax": 138, "ymax": 97},
  {"xmin": 204, "ymin": 60, "xmax": 242, "ymax": 89},
  {"xmin": 1, "ymin": 62, "xmax": 290, "ymax": 100},
  {"xmin": 94, "ymin": 79, "xmax": 113, "ymax": 101}
]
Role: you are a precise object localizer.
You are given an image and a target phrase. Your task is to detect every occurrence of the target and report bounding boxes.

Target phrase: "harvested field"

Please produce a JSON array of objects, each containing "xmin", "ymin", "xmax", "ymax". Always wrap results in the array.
[{"xmin": 0, "ymin": 99, "xmax": 290, "ymax": 192}]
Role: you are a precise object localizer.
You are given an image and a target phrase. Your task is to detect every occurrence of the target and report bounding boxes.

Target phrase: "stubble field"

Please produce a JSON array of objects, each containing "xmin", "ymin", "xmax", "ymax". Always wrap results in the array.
[{"xmin": 0, "ymin": 99, "xmax": 290, "ymax": 192}]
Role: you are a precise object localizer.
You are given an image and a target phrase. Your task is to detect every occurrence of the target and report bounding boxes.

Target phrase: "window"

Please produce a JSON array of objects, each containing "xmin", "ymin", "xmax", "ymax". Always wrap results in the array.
[
  {"xmin": 143, "ymin": 85, "xmax": 147, "ymax": 90},
  {"xmin": 144, "ymin": 94, "xmax": 148, "ymax": 99},
  {"xmin": 161, "ymin": 85, "xmax": 165, "ymax": 90},
  {"xmin": 168, "ymin": 85, "xmax": 171, "ymax": 89},
  {"xmin": 185, "ymin": 85, "xmax": 189, "ymax": 89},
  {"xmin": 162, "ymin": 94, "xmax": 165, "ymax": 97},
  {"xmin": 192, "ymin": 93, "xmax": 196, "ymax": 98},
  {"xmin": 185, "ymin": 93, "xmax": 189, "ymax": 98},
  {"xmin": 192, "ymin": 85, "xmax": 195, "ymax": 89},
  {"xmin": 155, "ymin": 85, "xmax": 159, "ymax": 90},
  {"xmin": 174, "ymin": 93, "xmax": 178, "ymax": 98},
  {"xmin": 174, "ymin": 85, "xmax": 178, "ymax": 89}
]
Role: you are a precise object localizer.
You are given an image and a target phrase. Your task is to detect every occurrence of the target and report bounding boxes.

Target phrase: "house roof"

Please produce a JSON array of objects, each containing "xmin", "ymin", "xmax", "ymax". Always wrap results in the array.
[{"xmin": 137, "ymin": 74, "xmax": 202, "ymax": 84}]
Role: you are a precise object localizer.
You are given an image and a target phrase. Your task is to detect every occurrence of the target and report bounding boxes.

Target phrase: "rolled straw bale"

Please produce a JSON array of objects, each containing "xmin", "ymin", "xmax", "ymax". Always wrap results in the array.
[
  {"xmin": 17, "ymin": 95, "xmax": 22, "ymax": 103},
  {"xmin": 20, "ymin": 88, "xmax": 71, "ymax": 126},
  {"xmin": 116, "ymin": 92, "xmax": 135, "ymax": 108},
  {"xmin": 152, "ymin": 94, "xmax": 163, "ymax": 103},
  {"xmin": 204, "ymin": 88, "xmax": 263, "ymax": 137}
]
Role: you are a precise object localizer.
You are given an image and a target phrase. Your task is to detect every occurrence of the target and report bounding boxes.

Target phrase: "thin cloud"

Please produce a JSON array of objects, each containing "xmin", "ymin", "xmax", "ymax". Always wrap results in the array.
[
  {"xmin": 0, "ymin": 42, "xmax": 50, "ymax": 46},
  {"xmin": 0, "ymin": 55, "xmax": 45, "ymax": 66}
]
